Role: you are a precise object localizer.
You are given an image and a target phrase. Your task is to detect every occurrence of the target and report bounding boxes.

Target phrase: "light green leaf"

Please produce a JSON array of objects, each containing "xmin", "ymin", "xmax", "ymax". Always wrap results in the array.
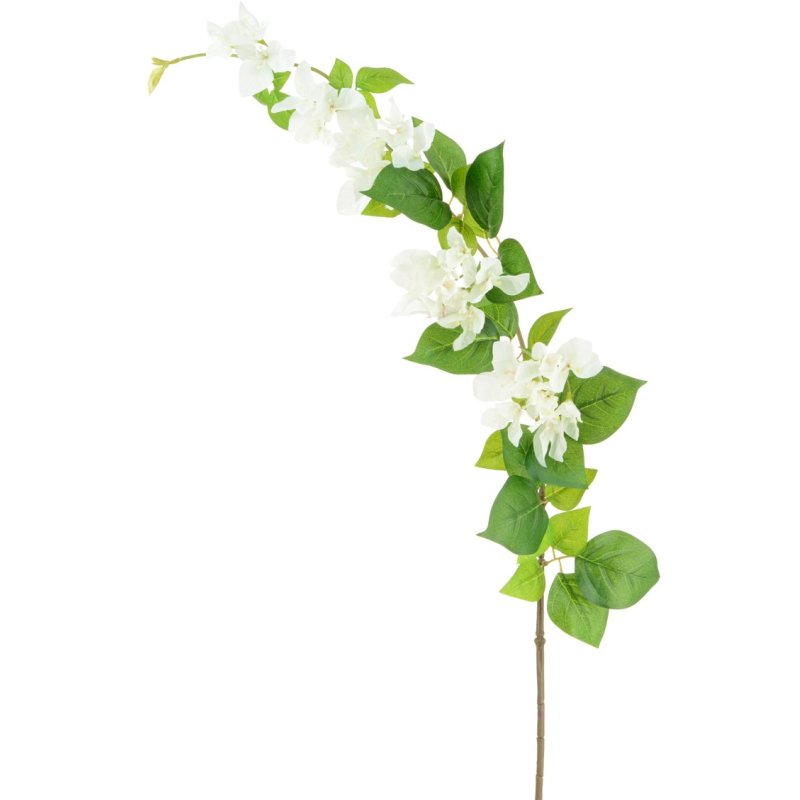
[
  {"xmin": 362, "ymin": 198, "xmax": 401, "ymax": 218},
  {"xmin": 451, "ymin": 165, "xmax": 469, "ymax": 205},
  {"xmin": 148, "ymin": 64, "xmax": 166, "ymax": 95},
  {"xmin": 547, "ymin": 573, "xmax": 608, "ymax": 647},
  {"xmin": 486, "ymin": 239, "xmax": 542, "ymax": 303},
  {"xmin": 329, "ymin": 58, "xmax": 354, "ymax": 90},
  {"xmin": 500, "ymin": 428, "xmax": 533, "ymax": 481},
  {"xmin": 437, "ymin": 217, "xmax": 478, "ymax": 251},
  {"xmin": 545, "ymin": 469, "xmax": 598, "ymax": 511},
  {"xmin": 528, "ymin": 308, "xmax": 572, "ymax": 348},
  {"xmin": 254, "ymin": 86, "xmax": 294, "ymax": 130},
  {"xmin": 525, "ymin": 437, "xmax": 588, "ymax": 489},
  {"xmin": 475, "ymin": 431, "xmax": 505, "ymax": 470},
  {"xmin": 405, "ymin": 323, "xmax": 495, "ymax": 375},
  {"xmin": 359, "ymin": 89, "xmax": 380, "ymax": 117},
  {"xmin": 355, "ymin": 66, "xmax": 413, "ymax": 93},
  {"xmin": 272, "ymin": 71, "xmax": 291, "ymax": 92},
  {"xmin": 501, "ymin": 559, "xmax": 545, "ymax": 602},
  {"xmin": 568, "ymin": 368, "xmax": 646, "ymax": 444},
  {"xmin": 465, "ymin": 142, "xmax": 505, "ymax": 238},
  {"xmin": 478, "ymin": 299, "xmax": 519, "ymax": 339},
  {"xmin": 424, "ymin": 129, "xmax": 467, "ymax": 190},
  {"xmin": 364, "ymin": 167, "xmax": 452, "ymax": 230},
  {"xmin": 548, "ymin": 507, "xmax": 590, "ymax": 556},
  {"xmin": 478, "ymin": 477, "xmax": 549, "ymax": 555},
  {"xmin": 576, "ymin": 531, "xmax": 660, "ymax": 609}
]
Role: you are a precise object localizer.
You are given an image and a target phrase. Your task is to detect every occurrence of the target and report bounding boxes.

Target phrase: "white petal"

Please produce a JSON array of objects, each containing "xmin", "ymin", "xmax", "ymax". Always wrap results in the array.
[
  {"xmin": 492, "ymin": 339, "xmax": 518, "ymax": 373},
  {"xmin": 494, "ymin": 273, "xmax": 530, "ymax": 296},
  {"xmin": 239, "ymin": 60, "xmax": 273, "ymax": 97}
]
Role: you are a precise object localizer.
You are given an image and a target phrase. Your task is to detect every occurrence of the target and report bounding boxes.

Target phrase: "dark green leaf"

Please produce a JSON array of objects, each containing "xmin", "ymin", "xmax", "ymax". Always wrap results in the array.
[
  {"xmin": 501, "ymin": 558, "xmax": 545, "ymax": 602},
  {"xmin": 548, "ymin": 507, "xmax": 590, "ymax": 556},
  {"xmin": 576, "ymin": 531, "xmax": 660, "ymax": 609},
  {"xmin": 528, "ymin": 308, "xmax": 572, "ymax": 348},
  {"xmin": 364, "ymin": 167, "xmax": 452, "ymax": 230},
  {"xmin": 475, "ymin": 431, "xmax": 505, "ymax": 470},
  {"xmin": 466, "ymin": 142, "xmax": 504, "ymax": 238},
  {"xmin": 478, "ymin": 477, "xmax": 549, "ymax": 555},
  {"xmin": 329, "ymin": 59, "xmax": 353, "ymax": 90},
  {"xmin": 355, "ymin": 66, "xmax": 413, "ymax": 93},
  {"xmin": 405, "ymin": 324, "xmax": 494, "ymax": 374},
  {"xmin": 486, "ymin": 239, "xmax": 542, "ymax": 302},
  {"xmin": 362, "ymin": 198, "xmax": 401, "ymax": 218},
  {"xmin": 424, "ymin": 129, "xmax": 467, "ymax": 190},
  {"xmin": 568, "ymin": 368, "xmax": 646, "ymax": 444},
  {"xmin": 478, "ymin": 299, "xmax": 519, "ymax": 339},
  {"xmin": 547, "ymin": 573, "xmax": 608, "ymax": 647},
  {"xmin": 526, "ymin": 437, "xmax": 587, "ymax": 489},
  {"xmin": 545, "ymin": 469, "xmax": 598, "ymax": 511}
]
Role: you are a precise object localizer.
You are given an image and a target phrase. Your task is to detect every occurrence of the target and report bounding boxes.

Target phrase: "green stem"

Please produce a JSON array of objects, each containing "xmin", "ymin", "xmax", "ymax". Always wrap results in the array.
[{"xmin": 166, "ymin": 52, "xmax": 207, "ymax": 66}]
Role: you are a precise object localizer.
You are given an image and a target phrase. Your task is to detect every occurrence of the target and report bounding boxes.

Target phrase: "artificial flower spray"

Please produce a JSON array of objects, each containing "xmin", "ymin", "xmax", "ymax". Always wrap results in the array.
[{"xmin": 150, "ymin": 6, "xmax": 659, "ymax": 796}]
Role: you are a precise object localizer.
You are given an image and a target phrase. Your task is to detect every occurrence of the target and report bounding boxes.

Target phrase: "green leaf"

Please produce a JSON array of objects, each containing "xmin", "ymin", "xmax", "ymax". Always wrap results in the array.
[
  {"xmin": 451, "ymin": 165, "xmax": 469, "ymax": 206},
  {"xmin": 478, "ymin": 299, "xmax": 519, "ymax": 339},
  {"xmin": 548, "ymin": 507, "xmax": 590, "ymax": 556},
  {"xmin": 359, "ymin": 89, "xmax": 380, "ymax": 117},
  {"xmin": 568, "ymin": 368, "xmax": 646, "ymax": 444},
  {"xmin": 329, "ymin": 58, "xmax": 354, "ymax": 90},
  {"xmin": 501, "ymin": 427, "xmax": 534, "ymax": 481},
  {"xmin": 475, "ymin": 431, "xmax": 505, "ymax": 470},
  {"xmin": 486, "ymin": 239, "xmax": 542, "ymax": 302},
  {"xmin": 364, "ymin": 167, "xmax": 452, "ymax": 230},
  {"xmin": 545, "ymin": 469, "xmax": 598, "ymax": 511},
  {"xmin": 575, "ymin": 531, "xmax": 660, "ymax": 609},
  {"xmin": 437, "ymin": 217, "xmax": 478, "ymax": 251},
  {"xmin": 424, "ymin": 129, "xmax": 467, "ymax": 190},
  {"xmin": 465, "ymin": 142, "xmax": 505, "ymax": 238},
  {"xmin": 362, "ymin": 198, "xmax": 401, "ymax": 218},
  {"xmin": 547, "ymin": 573, "xmax": 608, "ymax": 647},
  {"xmin": 528, "ymin": 308, "xmax": 572, "ymax": 348},
  {"xmin": 148, "ymin": 64, "xmax": 166, "ymax": 95},
  {"xmin": 405, "ymin": 324, "xmax": 494, "ymax": 375},
  {"xmin": 526, "ymin": 437, "xmax": 588, "ymax": 489},
  {"xmin": 501, "ymin": 559, "xmax": 545, "ymax": 603},
  {"xmin": 355, "ymin": 66, "xmax": 413, "ymax": 93},
  {"xmin": 254, "ymin": 86, "xmax": 294, "ymax": 130},
  {"xmin": 478, "ymin": 477, "xmax": 549, "ymax": 555},
  {"xmin": 272, "ymin": 71, "xmax": 291, "ymax": 92}
]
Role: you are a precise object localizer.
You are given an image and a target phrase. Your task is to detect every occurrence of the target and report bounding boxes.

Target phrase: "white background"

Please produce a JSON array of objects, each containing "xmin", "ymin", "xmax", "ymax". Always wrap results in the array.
[{"xmin": 1, "ymin": 1, "xmax": 798, "ymax": 797}]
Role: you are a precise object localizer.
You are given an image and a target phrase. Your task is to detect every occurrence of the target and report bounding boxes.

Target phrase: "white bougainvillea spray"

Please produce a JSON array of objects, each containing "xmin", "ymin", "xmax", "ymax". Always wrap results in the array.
[{"xmin": 150, "ymin": 6, "xmax": 659, "ymax": 796}]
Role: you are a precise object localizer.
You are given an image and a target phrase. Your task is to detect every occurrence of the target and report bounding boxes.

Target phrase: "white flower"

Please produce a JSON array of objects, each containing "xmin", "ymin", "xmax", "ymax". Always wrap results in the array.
[
  {"xmin": 474, "ymin": 339, "xmax": 540, "ymax": 401},
  {"xmin": 273, "ymin": 62, "xmax": 365, "ymax": 143},
  {"xmin": 207, "ymin": 3, "xmax": 266, "ymax": 58},
  {"xmin": 482, "ymin": 401, "xmax": 525, "ymax": 446},
  {"xmin": 379, "ymin": 100, "xmax": 435, "ymax": 171},
  {"xmin": 538, "ymin": 337, "xmax": 602, "ymax": 393},
  {"xmin": 532, "ymin": 400, "xmax": 582, "ymax": 466},
  {"xmin": 237, "ymin": 39, "xmax": 295, "ymax": 97},
  {"xmin": 439, "ymin": 228, "xmax": 478, "ymax": 281},
  {"xmin": 451, "ymin": 305, "xmax": 486, "ymax": 351},
  {"xmin": 468, "ymin": 257, "xmax": 530, "ymax": 302},
  {"xmin": 390, "ymin": 251, "xmax": 446, "ymax": 316}
]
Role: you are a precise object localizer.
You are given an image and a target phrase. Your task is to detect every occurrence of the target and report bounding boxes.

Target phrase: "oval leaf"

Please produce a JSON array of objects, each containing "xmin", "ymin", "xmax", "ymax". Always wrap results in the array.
[
  {"xmin": 478, "ymin": 477, "xmax": 549, "ymax": 555},
  {"xmin": 424, "ymin": 128, "xmax": 467, "ymax": 190},
  {"xmin": 466, "ymin": 142, "xmax": 505, "ymax": 238},
  {"xmin": 475, "ymin": 431, "xmax": 505, "ymax": 470},
  {"xmin": 547, "ymin": 507, "xmax": 590, "ymax": 556},
  {"xmin": 528, "ymin": 308, "xmax": 572, "ymax": 348},
  {"xmin": 364, "ymin": 166, "xmax": 452, "ymax": 230},
  {"xmin": 329, "ymin": 58, "xmax": 353, "ymax": 90},
  {"xmin": 501, "ymin": 559, "xmax": 545, "ymax": 602},
  {"xmin": 405, "ymin": 323, "xmax": 495, "ymax": 375},
  {"xmin": 575, "ymin": 531, "xmax": 660, "ymax": 609},
  {"xmin": 547, "ymin": 573, "xmax": 608, "ymax": 647},
  {"xmin": 355, "ymin": 66, "xmax": 412, "ymax": 93},
  {"xmin": 525, "ymin": 437, "xmax": 587, "ymax": 489},
  {"xmin": 545, "ymin": 469, "xmax": 598, "ymax": 511}
]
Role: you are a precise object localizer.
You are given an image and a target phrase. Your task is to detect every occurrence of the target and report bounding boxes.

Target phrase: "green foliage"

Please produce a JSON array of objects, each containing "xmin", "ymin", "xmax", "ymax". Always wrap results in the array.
[
  {"xmin": 424, "ymin": 129, "xmax": 467, "ymax": 190},
  {"xmin": 465, "ymin": 142, "xmax": 505, "ymax": 238},
  {"xmin": 254, "ymin": 85, "xmax": 293, "ymax": 130},
  {"xmin": 405, "ymin": 324, "xmax": 495, "ymax": 374},
  {"xmin": 437, "ymin": 217, "xmax": 479, "ymax": 251},
  {"xmin": 362, "ymin": 198, "xmax": 401, "ymax": 218},
  {"xmin": 451, "ymin": 165, "xmax": 469, "ymax": 205},
  {"xmin": 576, "ymin": 531, "xmax": 660, "ymax": 609},
  {"xmin": 568, "ymin": 368, "xmax": 646, "ymax": 444},
  {"xmin": 272, "ymin": 71, "xmax": 291, "ymax": 92},
  {"xmin": 526, "ymin": 438, "xmax": 588, "ymax": 489},
  {"xmin": 364, "ymin": 167, "xmax": 452, "ymax": 230},
  {"xmin": 356, "ymin": 66, "xmax": 413, "ymax": 93},
  {"xmin": 528, "ymin": 308, "xmax": 572, "ymax": 348},
  {"xmin": 547, "ymin": 507, "xmax": 590, "ymax": 556},
  {"xmin": 500, "ymin": 427, "xmax": 532, "ymax": 481},
  {"xmin": 475, "ymin": 431, "xmax": 505, "ymax": 470},
  {"xmin": 148, "ymin": 64, "xmax": 166, "ymax": 95},
  {"xmin": 487, "ymin": 239, "xmax": 542, "ymax": 302},
  {"xmin": 501, "ymin": 558, "xmax": 545, "ymax": 602},
  {"xmin": 359, "ymin": 89, "xmax": 380, "ymax": 117},
  {"xmin": 547, "ymin": 573, "xmax": 608, "ymax": 647},
  {"xmin": 478, "ymin": 300, "xmax": 519, "ymax": 338},
  {"xmin": 478, "ymin": 477, "xmax": 549, "ymax": 555},
  {"xmin": 329, "ymin": 58, "xmax": 354, "ymax": 89},
  {"xmin": 545, "ymin": 469, "xmax": 598, "ymax": 511}
]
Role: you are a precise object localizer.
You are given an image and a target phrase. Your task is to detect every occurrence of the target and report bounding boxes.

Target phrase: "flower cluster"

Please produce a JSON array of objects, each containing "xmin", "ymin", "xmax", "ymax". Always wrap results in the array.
[
  {"xmin": 474, "ymin": 338, "xmax": 602, "ymax": 464},
  {"xmin": 207, "ymin": 5, "xmax": 433, "ymax": 216},
  {"xmin": 390, "ymin": 229, "xmax": 530, "ymax": 350}
]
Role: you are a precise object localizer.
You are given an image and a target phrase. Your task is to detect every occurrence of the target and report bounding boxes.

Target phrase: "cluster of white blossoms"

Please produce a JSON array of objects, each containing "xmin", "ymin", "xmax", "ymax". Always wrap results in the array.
[
  {"xmin": 391, "ymin": 229, "xmax": 531, "ymax": 350},
  {"xmin": 474, "ymin": 338, "xmax": 602, "ymax": 465},
  {"xmin": 207, "ymin": 5, "xmax": 434, "ymax": 216}
]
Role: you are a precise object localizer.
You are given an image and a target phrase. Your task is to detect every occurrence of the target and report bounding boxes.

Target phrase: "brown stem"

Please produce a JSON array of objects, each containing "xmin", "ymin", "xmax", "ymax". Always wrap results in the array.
[{"xmin": 535, "ymin": 590, "xmax": 546, "ymax": 800}]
